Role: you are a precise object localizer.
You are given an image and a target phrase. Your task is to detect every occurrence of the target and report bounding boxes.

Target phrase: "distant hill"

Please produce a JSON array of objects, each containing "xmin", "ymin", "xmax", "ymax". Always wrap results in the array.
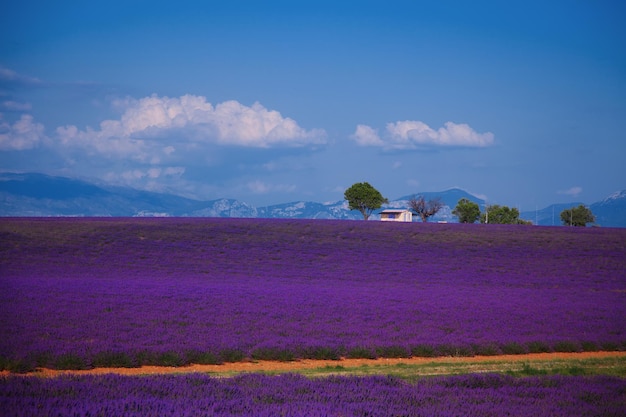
[
  {"xmin": 590, "ymin": 190, "xmax": 626, "ymax": 228},
  {"xmin": 518, "ymin": 191, "xmax": 626, "ymax": 228},
  {"xmin": 0, "ymin": 172, "xmax": 255, "ymax": 217},
  {"xmin": 396, "ymin": 189, "xmax": 485, "ymax": 209},
  {"xmin": 1, "ymin": 172, "xmax": 624, "ymax": 227}
]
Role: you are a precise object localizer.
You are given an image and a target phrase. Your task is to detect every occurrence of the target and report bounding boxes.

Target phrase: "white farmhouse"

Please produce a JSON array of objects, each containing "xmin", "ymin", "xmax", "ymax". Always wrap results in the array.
[{"xmin": 380, "ymin": 209, "xmax": 413, "ymax": 222}]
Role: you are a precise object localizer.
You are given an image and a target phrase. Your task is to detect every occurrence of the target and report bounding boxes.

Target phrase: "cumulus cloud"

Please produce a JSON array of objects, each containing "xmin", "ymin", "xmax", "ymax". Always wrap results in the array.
[
  {"xmin": 558, "ymin": 186, "xmax": 582, "ymax": 197},
  {"xmin": 0, "ymin": 114, "xmax": 46, "ymax": 150},
  {"xmin": 352, "ymin": 124, "xmax": 384, "ymax": 146},
  {"xmin": 56, "ymin": 94, "xmax": 327, "ymax": 161},
  {"xmin": 351, "ymin": 120, "xmax": 494, "ymax": 149}
]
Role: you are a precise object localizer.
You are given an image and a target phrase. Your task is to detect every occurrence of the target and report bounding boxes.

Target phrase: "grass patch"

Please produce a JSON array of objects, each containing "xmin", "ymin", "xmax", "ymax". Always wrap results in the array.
[
  {"xmin": 507, "ymin": 363, "xmax": 549, "ymax": 376},
  {"xmin": 242, "ymin": 356, "xmax": 626, "ymax": 381}
]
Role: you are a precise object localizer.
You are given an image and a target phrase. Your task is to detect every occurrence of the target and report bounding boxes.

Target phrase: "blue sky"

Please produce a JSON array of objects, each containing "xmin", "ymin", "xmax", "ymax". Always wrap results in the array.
[{"xmin": 1, "ymin": 1, "xmax": 625, "ymax": 208}]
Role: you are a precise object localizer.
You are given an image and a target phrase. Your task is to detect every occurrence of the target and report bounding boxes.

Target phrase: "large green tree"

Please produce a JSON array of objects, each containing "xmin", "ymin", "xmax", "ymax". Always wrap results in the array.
[
  {"xmin": 452, "ymin": 198, "xmax": 480, "ymax": 223},
  {"xmin": 560, "ymin": 205, "xmax": 595, "ymax": 227},
  {"xmin": 480, "ymin": 204, "xmax": 523, "ymax": 224},
  {"xmin": 344, "ymin": 182, "xmax": 388, "ymax": 220}
]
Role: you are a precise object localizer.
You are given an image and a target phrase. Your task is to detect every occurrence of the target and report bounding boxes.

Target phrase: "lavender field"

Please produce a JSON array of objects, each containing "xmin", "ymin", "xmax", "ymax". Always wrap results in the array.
[
  {"xmin": 2, "ymin": 373, "xmax": 625, "ymax": 417},
  {"xmin": 1, "ymin": 218, "xmax": 625, "ymax": 370}
]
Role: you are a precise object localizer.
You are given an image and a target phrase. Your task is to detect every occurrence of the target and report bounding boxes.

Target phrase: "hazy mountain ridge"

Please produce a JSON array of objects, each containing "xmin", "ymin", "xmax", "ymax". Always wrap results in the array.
[{"xmin": 1, "ymin": 172, "xmax": 624, "ymax": 227}]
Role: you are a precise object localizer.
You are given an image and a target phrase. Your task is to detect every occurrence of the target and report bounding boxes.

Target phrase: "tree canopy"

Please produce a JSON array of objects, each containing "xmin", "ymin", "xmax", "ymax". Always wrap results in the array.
[
  {"xmin": 452, "ymin": 198, "xmax": 480, "ymax": 223},
  {"xmin": 480, "ymin": 204, "xmax": 525, "ymax": 224},
  {"xmin": 560, "ymin": 205, "xmax": 595, "ymax": 226},
  {"xmin": 408, "ymin": 195, "xmax": 443, "ymax": 222},
  {"xmin": 344, "ymin": 182, "xmax": 388, "ymax": 220}
]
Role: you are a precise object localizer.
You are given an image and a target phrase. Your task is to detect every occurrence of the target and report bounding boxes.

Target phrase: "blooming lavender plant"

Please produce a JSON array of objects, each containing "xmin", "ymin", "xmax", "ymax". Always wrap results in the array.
[
  {"xmin": 1, "ymin": 218, "xmax": 625, "ymax": 370},
  {"xmin": 1, "ymin": 373, "xmax": 625, "ymax": 417}
]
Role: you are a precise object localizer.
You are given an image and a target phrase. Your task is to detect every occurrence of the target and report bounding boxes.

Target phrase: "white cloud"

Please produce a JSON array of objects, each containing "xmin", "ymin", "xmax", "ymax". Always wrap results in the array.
[
  {"xmin": 247, "ymin": 180, "xmax": 296, "ymax": 194},
  {"xmin": 56, "ymin": 95, "xmax": 327, "ymax": 160},
  {"xmin": 248, "ymin": 180, "xmax": 270, "ymax": 194},
  {"xmin": 351, "ymin": 120, "xmax": 494, "ymax": 149},
  {"xmin": 56, "ymin": 123, "xmax": 149, "ymax": 160},
  {"xmin": 558, "ymin": 186, "xmax": 582, "ymax": 197},
  {"xmin": 0, "ymin": 114, "xmax": 46, "ymax": 150},
  {"xmin": 103, "ymin": 166, "xmax": 186, "ymax": 188},
  {"xmin": 0, "ymin": 66, "xmax": 42, "ymax": 86},
  {"xmin": 1, "ymin": 101, "xmax": 32, "ymax": 112},
  {"xmin": 351, "ymin": 124, "xmax": 384, "ymax": 146},
  {"xmin": 406, "ymin": 179, "xmax": 420, "ymax": 188}
]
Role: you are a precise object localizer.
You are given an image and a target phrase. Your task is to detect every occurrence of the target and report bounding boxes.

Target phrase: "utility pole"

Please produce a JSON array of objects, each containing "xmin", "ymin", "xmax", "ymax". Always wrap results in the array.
[{"xmin": 483, "ymin": 202, "xmax": 489, "ymax": 224}]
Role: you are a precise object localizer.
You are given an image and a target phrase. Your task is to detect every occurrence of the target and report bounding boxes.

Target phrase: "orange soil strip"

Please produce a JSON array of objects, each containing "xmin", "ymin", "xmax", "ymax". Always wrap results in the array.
[{"xmin": 4, "ymin": 351, "xmax": 625, "ymax": 378}]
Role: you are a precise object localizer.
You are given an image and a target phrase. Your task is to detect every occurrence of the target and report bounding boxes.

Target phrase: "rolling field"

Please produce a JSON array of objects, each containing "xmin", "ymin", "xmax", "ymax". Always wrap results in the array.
[
  {"xmin": 1, "ymin": 218, "xmax": 625, "ymax": 415},
  {"xmin": 1, "ymin": 218, "xmax": 625, "ymax": 369}
]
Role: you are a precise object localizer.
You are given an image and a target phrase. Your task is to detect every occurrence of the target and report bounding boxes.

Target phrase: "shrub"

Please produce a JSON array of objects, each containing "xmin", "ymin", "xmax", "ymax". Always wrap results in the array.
[
  {"xmin": 472, "ymin": 343, "xmax": 501, "ymax": 356},
  {"xmin": 156, "ymin": 351, "xmax": 185, "ymax": 367},
  {"xmin": 220, "ymin": 349, "xmax": 246, "ymax": 363},
  {"xmin": 300, "ymin": 346, "xmax": 342, "ymax": 360},
  {"xmin": 375, "ymin": 345, "xmax": 411, "ymax": 358},
  {"xmin": 54, "ymin": 353, "xmax": 90, "ymax": 370},
  {"xmin": 184, "ymin": 350, "xmax": 221, "ymax": 365},
  {"xmin": 251, "ymin": 347, "xmax": 295, "ymax": 362},
  {"xmin": 580, "ymin": 341, "xmax": 599, "ymax": 352},
  {"xmin": 346, "ymin": 346, "xmax": 377, "ymax": 359},
  {"xmin": 93, "ymin": 351, "xmax": 136, "ymax": 368},
  {"xmin": 134, "ymin": 350, "xmax": 157, "ymax": 366},
  {"xmin": 411, "ymin": 344, "xmax": 437, "ymax": 357},
  {"xmin": 436, "ymin": 344, "xmax": 473, "ymax": 357},
  {"xmin": 553, "ymin": 341, "xmax": 581, "ymax": 353},
  {"xmin": 3, "ymin": 358, "xmax": 37, "ymax": 374},
  {"xmin": 527, "ymin": 341, "xmax": 551, "ymax": 353},
  {"xmin": 600, "ymin": 341, "xmax": 620, "ymax": 351},
  {"xmin": 501, "ymin": 342, "xmax": 527, "ymax": 355}
]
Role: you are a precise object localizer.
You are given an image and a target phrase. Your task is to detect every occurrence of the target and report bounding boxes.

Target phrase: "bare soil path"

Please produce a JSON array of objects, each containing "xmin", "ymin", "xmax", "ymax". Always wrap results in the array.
[{"xmin": 6, "ymin": 351, "xmax": 625, "ymax": 378}]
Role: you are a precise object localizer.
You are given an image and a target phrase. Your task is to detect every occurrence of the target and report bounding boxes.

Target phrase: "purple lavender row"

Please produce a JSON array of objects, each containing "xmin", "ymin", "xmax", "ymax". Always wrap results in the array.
[
  {"xmin": 2, "ymin": 373, "xmax": 625, "ymax": 417},
  {"xmin": 1, "ymin": 218, "xmax": 625, "ymax": 369}
]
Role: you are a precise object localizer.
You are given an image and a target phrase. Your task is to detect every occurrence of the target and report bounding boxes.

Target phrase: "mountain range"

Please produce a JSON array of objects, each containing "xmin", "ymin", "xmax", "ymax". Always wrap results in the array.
[{"xmin": 1, "ymin": 172, "xmax": 624, "ymax": 227}]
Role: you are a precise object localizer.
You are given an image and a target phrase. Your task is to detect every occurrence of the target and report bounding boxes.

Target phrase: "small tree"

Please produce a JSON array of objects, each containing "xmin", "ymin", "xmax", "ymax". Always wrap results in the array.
[
  {"xmin": 452, "ymin": 198, "xmax": 480, "ymax": 223},
  {"xmin": 344, "ymin": 182, "xmax": 388, "ymax": 220},
  {"xmin": 560, "ymin": 205, "xmax": 595, "ymax": 227},
  {"xmin": 408, "ymin": 195, "xmax": 443, "ymax": 223},
  {"xmin": 480, "ymin": 204, "xmax": 522, "ymax": 224}
]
